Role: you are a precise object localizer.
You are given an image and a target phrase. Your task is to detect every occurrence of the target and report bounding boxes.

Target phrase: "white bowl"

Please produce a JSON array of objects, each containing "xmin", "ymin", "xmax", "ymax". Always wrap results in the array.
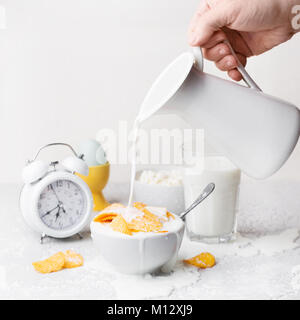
[
  {"xmin": 133, "ymin": 180, "xmax": 185, "ymax": 215},
  {"xmin": 90, "ymin": 216, "xmax": 185, "ymax": 274}
]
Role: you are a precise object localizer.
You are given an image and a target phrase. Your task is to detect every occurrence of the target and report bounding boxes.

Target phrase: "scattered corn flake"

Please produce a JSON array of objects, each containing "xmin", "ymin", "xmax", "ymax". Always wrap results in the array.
[
  {"xmin": 184, "ymin": 252, "xmax": 216, "ymax": 269},
  {"xmin": 32, "ymin": 252, "xmax": 65, "ymax": 274},
  {"xmin": 110, "ymin": 215, "xmax": 132, "ymax": 235},
  {"xmin": 64, "ymin": 250, "xmax": 84, "ymax": 269}
]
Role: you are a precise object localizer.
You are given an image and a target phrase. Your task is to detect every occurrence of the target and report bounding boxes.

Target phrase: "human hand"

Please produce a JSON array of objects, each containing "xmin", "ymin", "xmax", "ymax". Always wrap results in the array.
[{"xmin": 188, "ymin": 0, "xmax": 299, "ymax": 81}]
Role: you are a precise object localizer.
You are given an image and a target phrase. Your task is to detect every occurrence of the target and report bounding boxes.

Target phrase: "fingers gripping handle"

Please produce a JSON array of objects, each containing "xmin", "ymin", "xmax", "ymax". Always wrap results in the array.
[{"xmin": 192, "ymin": 42, "xmax": 261, "ymax": 91}]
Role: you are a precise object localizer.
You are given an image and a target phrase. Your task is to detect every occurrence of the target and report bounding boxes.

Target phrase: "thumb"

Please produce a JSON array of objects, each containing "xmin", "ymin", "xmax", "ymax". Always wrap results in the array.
[{"xmin": 189, "ymin": 2, "xmax": 237, "ymax": 46}]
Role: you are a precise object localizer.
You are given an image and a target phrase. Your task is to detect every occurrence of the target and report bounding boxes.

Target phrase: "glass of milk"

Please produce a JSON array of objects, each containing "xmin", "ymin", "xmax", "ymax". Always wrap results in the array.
[{"xmin": 184, "ymin": 156, "xmax": 241, "ymax": 243}]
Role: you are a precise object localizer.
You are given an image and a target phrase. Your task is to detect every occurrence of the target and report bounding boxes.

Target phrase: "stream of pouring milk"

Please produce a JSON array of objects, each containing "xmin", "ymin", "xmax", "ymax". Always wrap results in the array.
[
  {"xmin": 126, "ymin": 111, "xmax": 181, "ymax": 274},
  {"xmin": 127, "ymin": 118, "xmax": 140, "ymax": 207}
]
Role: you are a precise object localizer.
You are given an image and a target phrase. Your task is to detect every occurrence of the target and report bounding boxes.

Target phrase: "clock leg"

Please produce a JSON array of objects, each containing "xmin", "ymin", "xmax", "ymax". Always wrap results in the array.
[
  {"xmin": 77, "ymin": 233, "xmax": 83, "ymax": 240},
  {"xmin": 40, "ymin": 233, "xmax": 47, "ymax": 244}
]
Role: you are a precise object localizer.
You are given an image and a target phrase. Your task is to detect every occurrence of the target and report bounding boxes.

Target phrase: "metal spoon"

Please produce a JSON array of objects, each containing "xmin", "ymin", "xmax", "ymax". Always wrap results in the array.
[{"xmin": 179, "ymin": 183, "xmax": 215, "ymax": 220}]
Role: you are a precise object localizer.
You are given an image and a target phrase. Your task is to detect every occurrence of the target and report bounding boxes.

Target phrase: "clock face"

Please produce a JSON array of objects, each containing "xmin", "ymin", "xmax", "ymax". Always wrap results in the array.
[{"xmin": 37, "ymin": 180, "xmax": 86, "ymax": 230}]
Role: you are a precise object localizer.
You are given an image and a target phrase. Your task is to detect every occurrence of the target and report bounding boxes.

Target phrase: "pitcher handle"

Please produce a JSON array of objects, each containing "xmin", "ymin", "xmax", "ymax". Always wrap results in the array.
[
  {"xmin": 192, "ymin": 46, "xmax": 204, "ymax": 72},
  {"xmin": 192, "ymin": 42, "xmax": 262, "ymax": 91},
  {"xmin": 224, "ymin": 40, "xmax": 262, "ymax": 91}
]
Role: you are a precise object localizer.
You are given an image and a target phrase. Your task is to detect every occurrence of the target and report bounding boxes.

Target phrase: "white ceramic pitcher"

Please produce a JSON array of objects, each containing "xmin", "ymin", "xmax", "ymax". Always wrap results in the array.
[{"xmin": 137, "ymin": 46, "xmax": 300, "ymax": 179}]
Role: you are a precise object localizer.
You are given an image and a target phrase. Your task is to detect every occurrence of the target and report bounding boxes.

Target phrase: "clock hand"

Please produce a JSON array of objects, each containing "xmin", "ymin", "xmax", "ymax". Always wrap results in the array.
[
  {"xmin": 50, "ymin": 184, "xmax": 61, "ymax": 204},
  {"xmin": 50, "ymin": 185, "xmax": 68, "ymax": 215},
  {"xmin": 55, "ymin": 207, "xmax": 61, "ymax": 222},
  {"xmin": 49, "ymin": 184, "xmax": 68, "ymax": 219},
  {"xmin": 55, "ymin": 202, "xmax": 68, "ymax": 221},
  {"xmin": 41, "ymin": 205, "xmax": 59, "ymax": 218}
]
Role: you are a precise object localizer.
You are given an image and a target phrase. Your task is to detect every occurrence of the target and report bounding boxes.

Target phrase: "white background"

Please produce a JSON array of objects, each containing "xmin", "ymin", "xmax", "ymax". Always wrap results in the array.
[{"xmin": 0, "ymin": 0, "xmax": 300, "ymax": 184}]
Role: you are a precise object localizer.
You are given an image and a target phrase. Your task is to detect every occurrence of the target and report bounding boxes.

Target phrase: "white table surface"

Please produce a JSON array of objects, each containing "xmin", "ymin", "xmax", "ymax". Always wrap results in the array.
[{"xmin": 1, "ymin": 179, "xmax": 300, "ymax": 300}]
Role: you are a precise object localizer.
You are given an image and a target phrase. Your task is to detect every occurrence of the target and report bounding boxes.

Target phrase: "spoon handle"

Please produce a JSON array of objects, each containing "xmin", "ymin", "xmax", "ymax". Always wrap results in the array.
[{"xmin": 179, "ymin": 183, "xmax": 215, "ymax": 220}]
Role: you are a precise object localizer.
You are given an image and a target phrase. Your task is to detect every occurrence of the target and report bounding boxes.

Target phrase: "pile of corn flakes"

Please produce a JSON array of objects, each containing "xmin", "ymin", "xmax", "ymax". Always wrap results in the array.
[
  {"xmin": 32, "ymin": 250, "xmax": 83, "ymax": 274},
  {"xmin": 93, "ymin": 202, "xmax": 175, "ymax": 235}
]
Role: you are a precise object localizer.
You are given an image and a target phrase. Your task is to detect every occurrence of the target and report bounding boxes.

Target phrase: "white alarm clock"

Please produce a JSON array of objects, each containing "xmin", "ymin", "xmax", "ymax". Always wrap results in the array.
[{"xmin": 20, "ymin": 143, "xmax": 93, "ymax": 242}]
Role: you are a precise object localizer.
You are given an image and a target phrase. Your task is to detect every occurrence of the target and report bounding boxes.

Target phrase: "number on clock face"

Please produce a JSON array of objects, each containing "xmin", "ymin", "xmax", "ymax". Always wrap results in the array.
[{"xmin": 38, "ymin": 180, "xmax": 86, "ymax": 230}]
